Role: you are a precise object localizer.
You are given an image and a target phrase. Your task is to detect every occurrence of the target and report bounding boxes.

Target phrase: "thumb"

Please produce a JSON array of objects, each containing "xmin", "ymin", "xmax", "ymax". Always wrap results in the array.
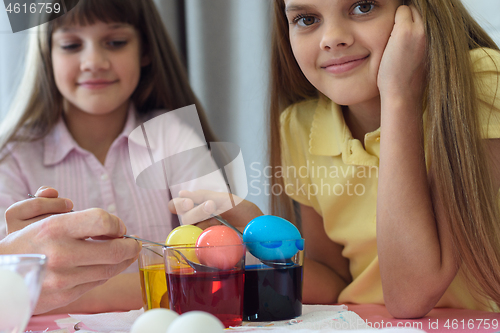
[
  {"xmin": 63, "ymin": 209, "xmax": 127, "ymax": 239},
  {"xmin": 35, "ymin": 186, "xmax": 59, "ymax": 198}
]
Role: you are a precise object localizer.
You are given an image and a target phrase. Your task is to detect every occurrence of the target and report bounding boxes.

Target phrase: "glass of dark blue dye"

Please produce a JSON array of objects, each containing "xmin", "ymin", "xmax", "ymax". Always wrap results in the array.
[{"xmin": 243, "ymin": 239, "xmax": 304, "ymax": 322}]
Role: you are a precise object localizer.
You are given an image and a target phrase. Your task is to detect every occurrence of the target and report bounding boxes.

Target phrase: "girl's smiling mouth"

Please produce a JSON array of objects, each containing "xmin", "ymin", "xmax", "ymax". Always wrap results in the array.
[
  {"xmin": 321, "ymin": 55, "xmax": 370, "ymax": 74},
  {"xmin": 78, "ymin": 79, "xmax": 118, "ymax": 89}
]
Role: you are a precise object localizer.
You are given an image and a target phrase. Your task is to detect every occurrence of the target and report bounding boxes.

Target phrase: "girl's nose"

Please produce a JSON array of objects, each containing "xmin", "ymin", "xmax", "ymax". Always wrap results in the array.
[
  {"xmin": 319, "ymin": 21, "xmax": 354, "ymax": 50},
  {"xmin": 80, "ymin": 47, "xmax": 110, "ymax": 72}
]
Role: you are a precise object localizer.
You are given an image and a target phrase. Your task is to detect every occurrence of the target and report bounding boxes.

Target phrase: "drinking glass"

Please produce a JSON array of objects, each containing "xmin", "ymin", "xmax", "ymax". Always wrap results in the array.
[
  {"xmin": 164, "ymin": 243, "xmax": 246, "ymax": 328},
  {"xmin": 243, "ymin": 239, "xmax": 304, "ymax": 321},
  {"xmin": 0, "ymin": 254, "xmax": 46, "ymax": 333},
  {"xmin": 138, "ymin": 244, "xmax": 169, "ymax": 310}
]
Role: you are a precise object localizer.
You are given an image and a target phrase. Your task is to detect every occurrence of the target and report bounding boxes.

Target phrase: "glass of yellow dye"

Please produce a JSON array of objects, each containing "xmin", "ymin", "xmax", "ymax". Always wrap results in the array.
[{"xmin": 138, "ymin": 244, "xmax": 169, "ymax": 310}]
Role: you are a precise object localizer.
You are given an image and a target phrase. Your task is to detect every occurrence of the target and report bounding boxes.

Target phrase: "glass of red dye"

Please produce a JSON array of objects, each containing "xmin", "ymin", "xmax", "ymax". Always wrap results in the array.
[
  {"xmin": 163, "ymin": 244, "xmax": 246, "ymax": 328},
  {"xmin": 243, "ymin": 239, "xmax": 304, "ymax": 321}
]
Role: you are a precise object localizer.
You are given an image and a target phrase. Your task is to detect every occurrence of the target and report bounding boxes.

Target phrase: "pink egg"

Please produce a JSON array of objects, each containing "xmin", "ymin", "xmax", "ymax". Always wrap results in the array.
[{"xmin": 195, "ymin": 226, "xmax": 245, "ymax": 270}]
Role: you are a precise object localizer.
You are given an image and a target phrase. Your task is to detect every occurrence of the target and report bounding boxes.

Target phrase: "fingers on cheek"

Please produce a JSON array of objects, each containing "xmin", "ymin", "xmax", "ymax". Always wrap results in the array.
[{"xmin": 395, "ymin": 5, "xmax": 410, "ymax": 22}]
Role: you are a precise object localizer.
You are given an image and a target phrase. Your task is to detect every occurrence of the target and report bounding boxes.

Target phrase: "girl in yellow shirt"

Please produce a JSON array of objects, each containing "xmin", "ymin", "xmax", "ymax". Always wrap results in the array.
[{"xmin": 171, "ymin": 0, "xmax": 500, "ymax": 318}]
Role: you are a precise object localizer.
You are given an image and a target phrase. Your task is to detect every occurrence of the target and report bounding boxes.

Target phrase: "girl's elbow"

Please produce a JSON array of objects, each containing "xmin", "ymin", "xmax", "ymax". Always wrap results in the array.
[
  {"xmin": 385, "ymin": 300, "xmax": 432, "ymax": 319},
  {"xmin": 382, "ymin": 271, "xmax": 454, "ymax": 319},
  {"xmin": 384, "ymin": 291, "xmax": 441, "ymax": 319}
]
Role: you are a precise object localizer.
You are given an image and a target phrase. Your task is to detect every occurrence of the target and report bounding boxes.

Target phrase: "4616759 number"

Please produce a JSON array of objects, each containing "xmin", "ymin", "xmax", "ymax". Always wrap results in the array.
[
  {"xmin": 6, "ymin": 2, "xmax": 61, "ymax": 14},
  {"xmin": 443, "ymin": 319, "xmax": 499, "ymax": 330}
]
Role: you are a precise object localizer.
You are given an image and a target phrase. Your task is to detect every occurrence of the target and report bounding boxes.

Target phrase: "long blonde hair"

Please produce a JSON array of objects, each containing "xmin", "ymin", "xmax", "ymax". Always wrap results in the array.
[
  {"xmin": 0, "ymin": 0, "xmax": 216, "ymax": 150},
  {"xmin": 269, "ymin": 0, "xmax": 500, "ymax": 308}
]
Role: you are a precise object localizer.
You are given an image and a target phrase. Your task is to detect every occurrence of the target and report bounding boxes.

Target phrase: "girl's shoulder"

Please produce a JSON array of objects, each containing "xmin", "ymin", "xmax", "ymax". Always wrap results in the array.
[
  {"xmin": 280, "ymin": 98, "xmax": 321, "ymax": 129},
  {"xmin": 1, "ymin": 127, "xmax": 44, "ymax": 153},
  {"xmin": 470, "ymin": 47, "xmax": 500, "ymax": 72},
  {"xmin": 0, "ymin": 137, "xmax": 44, "ymax": 165},
  {"xmin": 470, "ymin": 48, "xmax": 500, "ymax": 139}
]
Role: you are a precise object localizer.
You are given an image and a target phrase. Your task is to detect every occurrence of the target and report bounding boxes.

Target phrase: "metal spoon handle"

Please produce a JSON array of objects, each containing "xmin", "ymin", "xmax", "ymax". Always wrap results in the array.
[
  {"xmin": 210, "ymin": 214, "xmax": 243, "ymax": 237},
  {"xmin": 191, "ymin": 203, "xmax": 242, "ymax": 237},
  {"xmin": 123, "ymin": 235, "xmax": 165, "ymax": 247},
  {"xmin": 124, "ymin": 235, "xmax": 221, "ymax": 272}
]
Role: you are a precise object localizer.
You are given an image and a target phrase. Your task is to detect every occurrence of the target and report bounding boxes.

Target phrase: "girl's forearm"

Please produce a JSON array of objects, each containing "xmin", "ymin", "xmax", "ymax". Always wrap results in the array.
[
  {"xmin": 302, "ymin": 257, "xmax": 348, "ymax": 305},
  {"xmin": 43, "ymin": 273, "xmax": 143, "ymax": 314},
  {"xmin": 377, "ymin": 95, "xmax": 458, "ymax": 318}
]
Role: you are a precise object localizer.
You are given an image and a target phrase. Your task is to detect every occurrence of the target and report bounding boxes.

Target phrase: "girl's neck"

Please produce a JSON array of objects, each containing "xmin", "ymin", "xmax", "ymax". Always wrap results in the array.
[
  {"xmin": 63, "ymin": 101, "xmax": 130, "ymax": 165},
  {"xmin": 342, "ymin": 96, "xmax": 382, "ymax": 144}
]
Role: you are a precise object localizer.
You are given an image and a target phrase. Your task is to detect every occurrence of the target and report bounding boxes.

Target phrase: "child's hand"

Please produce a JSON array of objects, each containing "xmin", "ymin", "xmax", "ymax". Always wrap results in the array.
[
  {"xmin": 168, "ymin": 190, "xmax": 262, "ymax": 231},
  {"xmin": 377, "ymin": 5, "xmax": 427, "ymax": 103},
  {"xmin": 5, "ymin": 186, "xmax": 73, "ymax": 234}
]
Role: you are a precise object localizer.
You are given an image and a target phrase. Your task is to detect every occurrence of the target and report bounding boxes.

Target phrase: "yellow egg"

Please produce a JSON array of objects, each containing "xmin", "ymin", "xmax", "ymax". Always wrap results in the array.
[
  {"xmin": 165, "ymin": 225, "xmax": 203, "ymax": 246},
  {"xmin": 165, "ymin": 225, "xmax": 203, "ymax": 264}
]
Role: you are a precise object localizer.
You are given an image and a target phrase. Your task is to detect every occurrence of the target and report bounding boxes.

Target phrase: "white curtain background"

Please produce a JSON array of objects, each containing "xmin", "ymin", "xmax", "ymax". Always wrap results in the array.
[
  {"xmin": 155, "ymin": 0, "xmax": 272, "ymax": 212},
  {"xmin": 183, "ymin": 0, "xmax": 271, "ymax": 212},
  {"xmin": 1, "ymin": 0, "xmax": 500, "ymax": 214},
  {"xmin": 462, "ymin": 0, "xmax": 500, "ymax": 44},
  {"xmin": 0, "ymin": 7, "xmax": 29, "ymax": 116}
]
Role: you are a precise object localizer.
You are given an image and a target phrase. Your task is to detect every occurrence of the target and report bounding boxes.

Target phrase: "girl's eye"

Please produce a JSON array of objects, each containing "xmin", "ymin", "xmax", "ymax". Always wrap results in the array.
[
  {"xmin": 61, "ymin": 44, "xmax": 81, "ymax": 51},
  {"xmin": 108, "ymin": 40, "xmax": 127, "ymax": 48},
  {"xmin": 352, "ymin": 3, "xmax": 375, "ymax": 15},
  {"xmin": 293, "ymin": 15, "xmax": 319, "ymax": 27}
]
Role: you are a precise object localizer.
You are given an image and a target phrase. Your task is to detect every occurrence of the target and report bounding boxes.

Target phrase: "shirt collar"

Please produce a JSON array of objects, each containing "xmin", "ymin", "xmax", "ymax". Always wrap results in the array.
[
  {"xmin": 308, "ymin": 95, "xmax": 381, "ymax": 166},
  {"xmin": 43, "ymin": 104, "xmax": 137, "ymax": 166},
  {"xmin": 309, "ymin": 94, "xmax": 347, "ymax": 156}
]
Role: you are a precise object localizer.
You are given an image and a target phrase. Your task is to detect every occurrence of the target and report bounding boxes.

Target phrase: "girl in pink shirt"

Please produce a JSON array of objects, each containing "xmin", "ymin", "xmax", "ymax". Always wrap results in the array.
[{"xmin": 0, "ymin": 0, "xmax": 216, "ymax": 314}]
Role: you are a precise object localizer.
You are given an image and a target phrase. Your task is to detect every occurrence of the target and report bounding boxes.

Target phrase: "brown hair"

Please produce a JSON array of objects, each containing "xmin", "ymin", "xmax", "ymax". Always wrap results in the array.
[
  {"xmin": 269, "ymin": 0, "xmax": 500, "ymax": 308},
  {"xmin": 0, "ymin": 0, "xmax": 216, "ymax": 149}
]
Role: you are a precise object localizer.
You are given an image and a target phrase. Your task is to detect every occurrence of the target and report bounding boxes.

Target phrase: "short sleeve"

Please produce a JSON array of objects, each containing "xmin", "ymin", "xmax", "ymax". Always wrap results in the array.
[
  {"xmin": 471, "ymin": 48, "xmax": 500, "ymax": 139},
  {"xmin": 0, "ymin": 147, "xmax": 31, "ymax": 239},
  {"xmin": 279, "ymin": 101, "xmax": 318, "ymax": 208}
]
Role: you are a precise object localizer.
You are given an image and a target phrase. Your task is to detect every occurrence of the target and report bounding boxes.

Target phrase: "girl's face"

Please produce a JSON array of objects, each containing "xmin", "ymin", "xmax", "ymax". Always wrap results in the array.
[
  {"xmin": 51, "ymin": 21, "xmax": 146, "ymax": 116},
  {"xmin": 284, "ymin": 0, "xmax": 400, "ymax": 107}
]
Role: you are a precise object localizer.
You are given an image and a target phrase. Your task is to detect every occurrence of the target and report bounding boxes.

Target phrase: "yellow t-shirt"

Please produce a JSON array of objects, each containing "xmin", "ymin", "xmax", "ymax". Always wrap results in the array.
[{"xmin": 280, "ymin": 48, "xmax": 500, "ymax": 311}]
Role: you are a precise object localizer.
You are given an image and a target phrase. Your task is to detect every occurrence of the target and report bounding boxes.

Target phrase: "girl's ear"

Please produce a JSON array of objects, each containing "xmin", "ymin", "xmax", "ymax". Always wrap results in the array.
[{"xmin": 141, "ymin": 54, "xmax": 151, "ymax": 67}]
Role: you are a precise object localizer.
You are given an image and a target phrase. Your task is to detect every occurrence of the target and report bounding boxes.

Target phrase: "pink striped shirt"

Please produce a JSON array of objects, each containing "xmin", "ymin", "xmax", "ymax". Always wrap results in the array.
[{"xmin": 0, "ymin": 107, "xmax": 182, "ymax": 273}]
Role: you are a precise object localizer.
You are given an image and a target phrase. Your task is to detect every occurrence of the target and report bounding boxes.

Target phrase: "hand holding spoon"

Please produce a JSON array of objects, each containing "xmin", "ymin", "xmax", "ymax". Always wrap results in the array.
[
  {"xmin": 123, "ymin": 235, "xmax": 222, "ymax": 272},
  {"xmin": 28, "ymin": 194, "xmax": 74, "ymax": 212}
]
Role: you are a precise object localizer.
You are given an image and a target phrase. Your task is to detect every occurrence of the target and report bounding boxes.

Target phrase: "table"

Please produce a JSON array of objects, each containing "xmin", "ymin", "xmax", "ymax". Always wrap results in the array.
[
  {"xmin": 26, "ymin": 304, "xmax": 500, "ymax": 333},
  {"xmin": 348, "ymin": 304, "xmax": 500, "ymax": 332}
]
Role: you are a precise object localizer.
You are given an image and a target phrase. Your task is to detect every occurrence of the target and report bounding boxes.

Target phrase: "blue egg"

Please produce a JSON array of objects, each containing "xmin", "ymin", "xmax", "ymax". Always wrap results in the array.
[{"xmin": 243, "ymin": 215, "xmax": 304, "ymax": 261}]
